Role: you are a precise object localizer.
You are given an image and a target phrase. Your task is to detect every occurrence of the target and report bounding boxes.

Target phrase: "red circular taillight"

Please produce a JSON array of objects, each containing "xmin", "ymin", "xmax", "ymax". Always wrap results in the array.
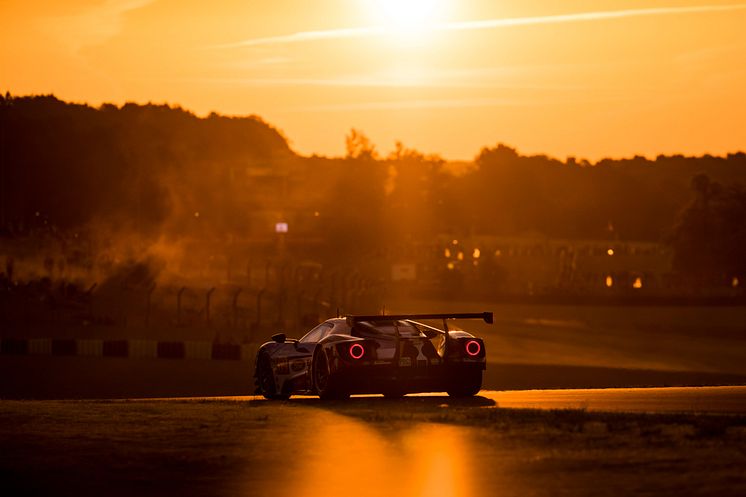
[
  {"xmin": 465, "ymin": 340, "xmax": 481, "ymax": 357},
  {"xmin": 349, "ymin": 343, "xmax": 365, "ymax": 360}
]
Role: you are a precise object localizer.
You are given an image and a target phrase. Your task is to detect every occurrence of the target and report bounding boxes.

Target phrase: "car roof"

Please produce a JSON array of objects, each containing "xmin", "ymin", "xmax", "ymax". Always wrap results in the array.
[
  {"xmin": 325, "ymin": 318, "xmax": 348, "ymax": 326},
  {"xmin": 323, "ymin": 317, "xmax": 415, "ymax": 335}
]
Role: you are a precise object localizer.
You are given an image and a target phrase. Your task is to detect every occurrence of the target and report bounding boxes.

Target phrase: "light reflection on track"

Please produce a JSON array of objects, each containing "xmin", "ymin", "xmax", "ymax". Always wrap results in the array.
[
  {"xmin": 229, "ymin": 386, "xmax": 746, "ymax": 497},
  {"xmin": 283, "ymin": 414, "xmax": 478, "ymax": 497}
]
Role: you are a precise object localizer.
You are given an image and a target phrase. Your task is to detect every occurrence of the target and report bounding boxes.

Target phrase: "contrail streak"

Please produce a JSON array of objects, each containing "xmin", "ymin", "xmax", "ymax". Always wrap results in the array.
[
  {"xmin": 444, "ymin": 4, "xmax": 746, "ymax": 31},
  {"xmin": 212, "ymin": 4, "xmax": 746, "ymax": 48},
  {"xmin": 216, "ymin": 26, "xmax": 385, "ymax": 48}
]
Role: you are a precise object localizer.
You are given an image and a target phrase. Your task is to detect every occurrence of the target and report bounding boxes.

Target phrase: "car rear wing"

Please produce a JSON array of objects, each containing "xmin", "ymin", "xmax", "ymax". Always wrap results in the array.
[{"xmin": 346, "ymin": 312, "xmax": 493, "ymax": 326}]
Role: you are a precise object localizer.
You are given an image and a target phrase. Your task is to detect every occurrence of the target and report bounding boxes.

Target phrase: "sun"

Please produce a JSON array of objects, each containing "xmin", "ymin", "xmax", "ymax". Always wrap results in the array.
[
  {"xmin": 364, "ymin": 0, "xmax": 448, "ymax": 36},
  {"xmin": 379, "ymin": 0, "xmax": 445, "ymax": 30}
]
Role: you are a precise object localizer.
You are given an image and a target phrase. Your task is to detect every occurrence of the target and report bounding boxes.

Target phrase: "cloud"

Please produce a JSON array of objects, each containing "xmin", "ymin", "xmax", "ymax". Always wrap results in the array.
[
  {"xmin": 211, "ymin": 26, "xmax": 386, "ymax": 49},
  {"xmin": 291, "ymin": 91, "xmax": 637, "ymax": 113},
  {"xmin": 203, "ymin": 76, "xmax": 426, "ymax": 88},
  {"xmin": 39, "ymin": 0, "xmax": 153, "ymax": 52},
  {"xmin": 214, "ymin": 4, "xmax": 746, "ymax": 48},
  {"xmin": 200, "ymin": 65, "xmax": 588, "ymax": 90},
  {"xmin": 291, "ymin": 98, "xmax": 527, "ymax": 112}
]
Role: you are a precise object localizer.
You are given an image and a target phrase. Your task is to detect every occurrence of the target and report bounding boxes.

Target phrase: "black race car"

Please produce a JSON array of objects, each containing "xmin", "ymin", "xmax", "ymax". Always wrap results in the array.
[{"xmin": 254, "ymin": 312, "xmax": 492, "ymax": 400}]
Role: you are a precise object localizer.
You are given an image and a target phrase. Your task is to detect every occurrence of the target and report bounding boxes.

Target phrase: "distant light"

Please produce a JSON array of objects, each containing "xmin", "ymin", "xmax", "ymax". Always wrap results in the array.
[
  {"xmin": 605, "ymin": 275, "xmax": 613, "ymax": 288},
  {"xmin": 732, "ymin": 277, "xmax": 739, "ymax": 288},
  {"xmin": 444, "ymin": 248, "xmax": 451, "ymax": 258},
  {"xmin": 35, "ymin": 211, "xmax": 40, "ymax": 217},
  {"xmin": 456, "ymin": 251, "xmax": 464, "ymax": 261},
  {"xmin": 451, "ymin": 239, "xmax": 458, "ymax": 245},
  {"xmin": 275, "ymin": 222, "xmax": 289, "ymax": 233},
  {"xmin": 632, "ymin": 277, "xmax": 643, "ymax": 289},
  {"xmin": 494, "ymin": 250, "xmax": 502, "ymax": 257},
  {"xmin": 472, "ymin": 248, "xmax": 481, "ymax": 259},
  {"xmin": 194, "ymin": 211, "xmax": 200, "ymax": 218},
  {"xmin": 447, "ymin": 262, "xmax": 455, "ymax": 270},
  {"xmin": 313, "ymin": 211, "xmax": 320, "ymax": 217},
  {"xmin": 607, "ymin": 248, "xmax": 614, "ymax": 256},
  {"xmin": 472, "ymin": 260, "xmax": 479, "ymax": 267}
]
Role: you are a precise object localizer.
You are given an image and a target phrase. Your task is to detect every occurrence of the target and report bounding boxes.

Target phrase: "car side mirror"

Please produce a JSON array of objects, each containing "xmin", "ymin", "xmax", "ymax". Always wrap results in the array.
[{"xmin": 271, "ymin": 333, "xmax": 286, "ymax": 343}]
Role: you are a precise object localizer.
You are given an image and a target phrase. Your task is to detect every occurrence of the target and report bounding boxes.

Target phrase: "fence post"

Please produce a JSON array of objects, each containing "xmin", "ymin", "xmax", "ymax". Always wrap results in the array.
[
  {"xmin": 278, "ymin": 262, "xmax": 288, "ymax": 290},
  {"xmin": 205, "ymin": 287, "xmax": 216, "ymax": 327},
  {"xmin": 254, "ymin": 288, "xmax": 266, "ymax": 336},
  {"xmin": 177, "ymin": 286, "xmax": 186, "ymax": 326},
  {"xmin": 264, "ymin": 261, "xmax": 272, "ymax": 288},
  {"xmin": 276, "ymin": 288, "xmax": 286, "ymax": 329},
  {"xmin": 329, "ymin": 271, "xmax": 338, "ymax": 314},
  {"xmin": 145, "ymin": 283, "xmax": 155, "ymax": 328},
  {"xmin": 232, "ymin": 288, "xmax": 242, "ymax": 328}
]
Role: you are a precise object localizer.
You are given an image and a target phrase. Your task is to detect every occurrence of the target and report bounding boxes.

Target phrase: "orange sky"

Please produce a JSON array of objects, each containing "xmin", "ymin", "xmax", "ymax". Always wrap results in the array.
[{"xmin": 2, "ymin": 0, "xmax": 745, "ymax": 160}]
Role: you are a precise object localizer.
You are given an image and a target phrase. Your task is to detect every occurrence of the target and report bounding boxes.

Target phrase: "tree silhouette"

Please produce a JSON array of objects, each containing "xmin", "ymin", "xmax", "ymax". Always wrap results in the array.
[
  {"xmin": 669, "ymin": 174, "xmax": 746, "ymax": 283},
  {"xmin": 345, "ymin": 128, "xmax": 378, "ymax": 160},
  {"xmin": 2, "ymin": 93, "xmax": 746, "ymax": 285}
]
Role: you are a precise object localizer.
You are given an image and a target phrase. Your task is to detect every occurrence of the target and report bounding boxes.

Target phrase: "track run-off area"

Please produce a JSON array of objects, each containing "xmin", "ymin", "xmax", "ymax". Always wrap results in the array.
[{"xmin": 2, "ymin": 386, "xmax": 746, "ymax": 497}]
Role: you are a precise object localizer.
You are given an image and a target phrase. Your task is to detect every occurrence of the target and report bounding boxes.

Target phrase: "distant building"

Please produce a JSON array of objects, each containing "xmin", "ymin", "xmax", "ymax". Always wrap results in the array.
[{"xmin": 386, "ymin": 234, "xmax": 682, "ymax": 297}]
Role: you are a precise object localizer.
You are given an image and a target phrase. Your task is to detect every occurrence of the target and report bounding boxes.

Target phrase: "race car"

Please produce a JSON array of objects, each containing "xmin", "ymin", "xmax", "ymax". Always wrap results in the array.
[{"xmin": 253, "ymin": 312, "xmax": 492, "ymax": 400}]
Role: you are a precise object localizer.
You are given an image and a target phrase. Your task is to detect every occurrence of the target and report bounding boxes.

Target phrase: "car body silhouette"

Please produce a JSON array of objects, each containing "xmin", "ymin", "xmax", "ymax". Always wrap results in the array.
[{"xmin": 254, "ymin": 312, "xmax": 492, "ymax": 400}]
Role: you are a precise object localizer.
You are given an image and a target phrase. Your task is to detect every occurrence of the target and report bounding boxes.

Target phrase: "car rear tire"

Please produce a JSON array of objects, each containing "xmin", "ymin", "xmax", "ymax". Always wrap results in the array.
[
  {"xmin": 446, "ymin": 368, "xmax": 482, "ymax": 397},
  {"xmin": 255, "ymin": 352, "xmax": 290, "ymax": 400},
  {"xmin": 312, "ymin": 348, "xmax": 349, "ymax": 400}
]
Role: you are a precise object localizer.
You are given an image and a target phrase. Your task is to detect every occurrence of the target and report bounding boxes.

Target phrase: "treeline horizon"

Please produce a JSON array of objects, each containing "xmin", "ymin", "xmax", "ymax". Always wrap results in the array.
[
  {"xmin": 1, "ymin": 93, "xmax": 745, "ymax": 280},
  {"xmin": 4, "ymin": 93, "xmax": 745, "ymax": 164}
]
